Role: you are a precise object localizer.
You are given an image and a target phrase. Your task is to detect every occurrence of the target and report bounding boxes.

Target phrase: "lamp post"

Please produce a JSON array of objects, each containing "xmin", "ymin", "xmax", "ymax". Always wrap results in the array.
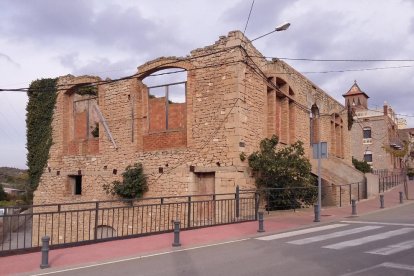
[
  {"xmin": 250, "ymin": 22, "xmax": 291, "ymax": 42},
  {"xmin": 313, "ymin": 134, "xmax": 327, "ymax": 222}
]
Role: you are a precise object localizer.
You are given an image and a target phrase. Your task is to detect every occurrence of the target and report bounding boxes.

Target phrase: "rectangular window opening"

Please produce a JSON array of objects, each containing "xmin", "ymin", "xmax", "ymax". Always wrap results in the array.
[
  {"xmin": 148, "ymin": 81, "xmax": 186, "ymax": 132},
  {"xmin": 363, "ymin": 128, "xmax": 371, "ymax": 139},
  {"xmin": 363, "ymin": 154, "xmax": 373, "ymax": 163},
  {"xmin": 69, "ymin": 175, "xmax": 82, "ymax": 195}
]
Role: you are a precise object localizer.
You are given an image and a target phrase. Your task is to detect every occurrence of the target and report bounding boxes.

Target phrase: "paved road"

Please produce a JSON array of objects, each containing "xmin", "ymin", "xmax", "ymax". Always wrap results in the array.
[{"xmin": 27, "ymin": 203, "xmax": 414, "ymax": 276}]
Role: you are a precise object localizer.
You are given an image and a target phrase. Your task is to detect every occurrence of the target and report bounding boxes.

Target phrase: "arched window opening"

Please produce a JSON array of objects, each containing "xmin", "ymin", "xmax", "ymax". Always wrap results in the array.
[
  {"xmin": 276, "ymin": 77, "xmax": 288, "ymax": 94},
  {"xmin": 96, "ymin": 225, "xmax": 117, "ymax": 239},
  {"xmin": 331, "ymin": 113, "xmax": 344, "ymax": 158},
  {"xmin": 310, "ymin": 104, "xmax": 320, "ymax": 145}
]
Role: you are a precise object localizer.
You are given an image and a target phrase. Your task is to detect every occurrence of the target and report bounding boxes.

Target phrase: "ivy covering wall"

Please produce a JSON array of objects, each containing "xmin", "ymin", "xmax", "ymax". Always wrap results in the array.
[{"xmin": 26, "ymin": 78, "xmax": 57, "ymax": 195}]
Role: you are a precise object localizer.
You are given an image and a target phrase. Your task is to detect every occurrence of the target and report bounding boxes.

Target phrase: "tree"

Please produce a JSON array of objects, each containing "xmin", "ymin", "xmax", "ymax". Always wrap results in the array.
[
  {"xmin": 248, "ymin": 135, "xmax": 316, "ymax": 210},
  {"xmin": 352, "ymin": 157, "xmax": 372, "ymax": 173},
  {"xmin": 103, "ymin": 163, "xmax": 148, "ymax": 199},
  {"xmin": 0, "ymin": 185, "xmax": 7, "ymax": 201}
]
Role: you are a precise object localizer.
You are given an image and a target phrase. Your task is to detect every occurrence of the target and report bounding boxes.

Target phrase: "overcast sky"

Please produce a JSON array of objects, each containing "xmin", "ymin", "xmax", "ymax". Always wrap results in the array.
[{"xmin": 1, "ymin": 0, "xmax": 413, "ymax": 169}]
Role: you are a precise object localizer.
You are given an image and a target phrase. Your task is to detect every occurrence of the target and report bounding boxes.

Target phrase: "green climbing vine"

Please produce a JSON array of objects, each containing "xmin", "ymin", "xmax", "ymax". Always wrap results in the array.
[{"xmin": 26, "ymin": 78, "xmax": 58, "ymax": 197}]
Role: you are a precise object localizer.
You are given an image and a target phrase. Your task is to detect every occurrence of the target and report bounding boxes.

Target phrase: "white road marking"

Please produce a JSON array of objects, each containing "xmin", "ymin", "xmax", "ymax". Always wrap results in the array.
[
  {"xmin": 30, "ymin": 238, "xmax": 250, "ymax": 275},
  {"xmin": 339, "ymin": 262, "xmax": 414, "ymax": 276},
  {"xmin": 341, "ymin": 220, "xmax": 414, "ymax": 227},
  {"xmin": 339, "ymin": 264, "xmax": 381, "ymax": 276},
  {"xmin": 381, "ymin": 262, "xmax": 414, "ymax": 272},
  {"xmin": 256, "ymin": 224, "xmax": 347, "ymax": 241},
  {"xmin": 323, "ymin": 228, "xmax": 414, "ymax": 250},
  {"xmin": 288, "ymin": 226, "xmax": 382, "ymax": 245},
  {"xmin": 366, "ymin": 239, "xmax": 414, "ymax": 255}
]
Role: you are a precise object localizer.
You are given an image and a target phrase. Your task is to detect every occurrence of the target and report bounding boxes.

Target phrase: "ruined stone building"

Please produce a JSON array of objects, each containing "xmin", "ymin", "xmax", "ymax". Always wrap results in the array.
[
  {"xmin": 343, "ymin": 82, "xmax": 404, "ymax": 171},
  {"xmin": 34, "ymin": 31, "xmax": 364, "ymax": 206}
]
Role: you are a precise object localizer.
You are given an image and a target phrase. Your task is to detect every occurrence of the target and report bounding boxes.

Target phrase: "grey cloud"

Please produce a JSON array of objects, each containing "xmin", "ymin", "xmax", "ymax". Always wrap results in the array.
[
  {"xmin": 0, "ymin": 0, "xmax": 189, "ymax": 56},
  {"xmin": 59, "ymin": 53, "xmax": 138, "ymax": 79}
]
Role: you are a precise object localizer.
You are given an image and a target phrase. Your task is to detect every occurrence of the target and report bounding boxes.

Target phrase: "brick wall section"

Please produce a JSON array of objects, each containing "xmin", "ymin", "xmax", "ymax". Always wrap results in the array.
[
  {"xmin": 148, "ymin": 97, "xmax": 167, "ymax": 131},
  {"xmin": 34, "ymin": 31, "xmax": 354, "ymax": 208},
  {"xmin": 143, "ymin": 131, "xmax": 186, "ymax": 151}
]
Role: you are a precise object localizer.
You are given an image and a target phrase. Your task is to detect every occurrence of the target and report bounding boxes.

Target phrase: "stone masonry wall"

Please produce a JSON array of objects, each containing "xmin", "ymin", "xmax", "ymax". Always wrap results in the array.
[{"xmin": 33, "ymin": 31, "xmax": 355, "ymax": 244}]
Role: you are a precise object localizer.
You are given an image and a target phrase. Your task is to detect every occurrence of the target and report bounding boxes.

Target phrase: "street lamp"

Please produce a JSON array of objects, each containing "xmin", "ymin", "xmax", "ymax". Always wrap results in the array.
[{"xmin": 250, "ymin": 22, "xmax": 291, "ymax": 42}]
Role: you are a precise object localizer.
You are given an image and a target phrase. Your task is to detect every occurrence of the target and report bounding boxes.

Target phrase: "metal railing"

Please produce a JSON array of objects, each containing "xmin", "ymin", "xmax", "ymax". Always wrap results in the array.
[
  {"xmin": 0, "ymin": 190, "xmax": 257, "ymax": 255},
  {"xmin": 320, "ymin": 181, "xmax": 366, "ymax": 207},
  {"xmin": 379, "ymin": 173, "xmax": 405, "ymax": 193},
  {"xmin": 336, "ymin": 182, "xmax": 365, "ymax": 207}
]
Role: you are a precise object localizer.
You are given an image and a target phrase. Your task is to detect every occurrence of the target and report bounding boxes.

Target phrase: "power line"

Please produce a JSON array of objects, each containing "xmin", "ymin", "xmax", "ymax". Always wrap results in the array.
[
  {"xmin": 2, "ymin": 62, "xmax": 414, "ymax": 93},
  {"xmin": 267, "ymin": 57, "xmax": 414, "ymax": 62},
  {"xmin": 0, "ymin": 46, "xmax": 242, "ymax": 93},
  {"xmin": 365, "ymin": 108, "xmax": 414, "ymax": 118},
  {"xmin": 302, "ymin": 65, "xmax": 414, "ymax": 74},
  {"xmin": 243, "ymin": 0, "xmax": 255, "ymax": 35}
]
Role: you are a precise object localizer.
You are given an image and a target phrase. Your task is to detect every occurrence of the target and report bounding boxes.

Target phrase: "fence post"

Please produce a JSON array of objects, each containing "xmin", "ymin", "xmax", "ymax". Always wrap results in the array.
[
  {"xmin": 257, "ymin": 212, "xmax": 265, "ymax": 232},
  {"xmin": 187, "ymin": 196, "xmax": 191, "ymax": 228},
  {"xmin": 380, "ymin": 194, "xmax": 384, "ymax": 209},
  {"xmin": 351, "ymin": 199, "xmax": 357, "ymax": 216},
  {"xmin": 254, "ymin": 193, "xmax": 259, "ymax": 221},
  {"xmin": 235, "ymin": 185, "xmax": 240, "ymax": 218},
  {"xmin": 399, "ymin": 191, "xmax": 404, "ymax": 204},
  {"xmin": 339, "ymin": 186, "xmax": 342, "ymax": 207},
  {"xmin": 94, "ymin": 202, "xmax": 99, "ymax": 240},
  {"xmin": 172, "ymin": 220, "xmax": 181, "ymax": 247},
  {"xmin": 313, "ymin": 204, "xmax": 320, "ymax": 222},
  {"xmin": 40, "ymin": 236, "xmax": 50, "ymax": 269}
]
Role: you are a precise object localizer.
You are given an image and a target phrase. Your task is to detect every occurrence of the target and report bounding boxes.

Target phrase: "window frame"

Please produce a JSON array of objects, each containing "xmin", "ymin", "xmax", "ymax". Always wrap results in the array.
[
  {"xmin": 363, "ymin": 127, "xmax": 372, "ymax": 139},
  {"xmin": 363, "ymin": 151, "xmax": 373, "ymax": 163},
  {"xmin": 147, "ymin": 81, "xmax": 187, "ymax": 132}
]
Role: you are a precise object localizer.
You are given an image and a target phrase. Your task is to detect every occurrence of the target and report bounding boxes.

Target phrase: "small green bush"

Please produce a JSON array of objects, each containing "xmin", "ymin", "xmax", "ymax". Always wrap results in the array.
[
  {"xmin": 352, "ymin": 157, "xmax": 372, "ymax": 173},
  {"xmin": 103, "ymin": 163, "xmax": 148, "ymax": 199}
]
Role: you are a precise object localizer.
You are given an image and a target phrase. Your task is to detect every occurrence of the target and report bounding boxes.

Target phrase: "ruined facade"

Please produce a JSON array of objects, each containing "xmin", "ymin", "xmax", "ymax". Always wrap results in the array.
[
  {"xmin": 34, "ymin": 31, "xmax": 360, "ymax": 206},
  {"xmin": 344, "ymin": 82, "xmax": 404, "ymax": 171}
]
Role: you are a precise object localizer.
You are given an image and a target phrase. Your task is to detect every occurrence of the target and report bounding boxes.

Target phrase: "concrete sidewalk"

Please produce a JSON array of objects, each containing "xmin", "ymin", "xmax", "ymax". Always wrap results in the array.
[{"xmin": 1, "ymin": 181, "xmax": 413, "ymax": 276}]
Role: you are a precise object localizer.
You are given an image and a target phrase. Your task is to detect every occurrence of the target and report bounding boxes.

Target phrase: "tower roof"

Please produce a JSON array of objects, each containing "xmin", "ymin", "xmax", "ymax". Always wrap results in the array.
[{"xmin": 342, "ymin": 80, "xmax": 369, "ymax": 98}]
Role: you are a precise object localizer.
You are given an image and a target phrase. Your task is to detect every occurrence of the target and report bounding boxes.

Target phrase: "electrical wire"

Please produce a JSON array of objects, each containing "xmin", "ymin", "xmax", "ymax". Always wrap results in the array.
[
  {"xmin": 0, "ymin": 45, "xmax": 242, "ymax": 93},
  {"xmin": 243, "ymin": 0, "xmax": 255, "ymax": 35}
]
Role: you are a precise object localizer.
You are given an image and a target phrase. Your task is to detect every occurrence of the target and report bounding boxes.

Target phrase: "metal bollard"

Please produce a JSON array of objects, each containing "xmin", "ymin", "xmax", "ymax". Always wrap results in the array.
[
  {"xmin": 351, "ymin": 199, "xmax": 357, "ymax": 216},
  {"xmin": 399, "ymin": 191, "xmax": 404, "ymax": 204},
  {"xmin": 172, "ymin": 220, "xmax": 181, "ymax": 247},
  {"xmin": 257, "ymin": 212, "xmax": 265, "ymax": 232},
  {"xmin": 313, "ymin": 204, "xmax": 320, "ymax": 222},
  {"xmin": 40, "ymin": 236, "xmax": 50, "ymax": 269},
  {"xmin": 380, "ymin": 194, "xmax": 384, "ymax": 209}
]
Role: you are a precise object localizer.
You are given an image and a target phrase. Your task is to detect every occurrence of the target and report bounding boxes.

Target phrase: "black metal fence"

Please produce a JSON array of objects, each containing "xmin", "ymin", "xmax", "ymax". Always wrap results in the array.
[
  {"xmin": 379, "ymin": 173, "xmax": 405, "ymax": 193},
  {"xmin": 0, "ymin": 190, "xmax": 257, "ymax": 255},
  {"xmin": 320, "ymin": 181, "xmax": 366, "ymax": 207},
  {"xmin": 336, "ymin": 182, "xmax": 366, "ymax": 207}
]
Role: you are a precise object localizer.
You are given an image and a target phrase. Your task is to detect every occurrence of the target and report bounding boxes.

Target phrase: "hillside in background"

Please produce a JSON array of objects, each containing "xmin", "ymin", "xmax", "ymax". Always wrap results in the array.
[{"xmin": 0, "ymin": 167, "xmax": 29, "ymax": 190}]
